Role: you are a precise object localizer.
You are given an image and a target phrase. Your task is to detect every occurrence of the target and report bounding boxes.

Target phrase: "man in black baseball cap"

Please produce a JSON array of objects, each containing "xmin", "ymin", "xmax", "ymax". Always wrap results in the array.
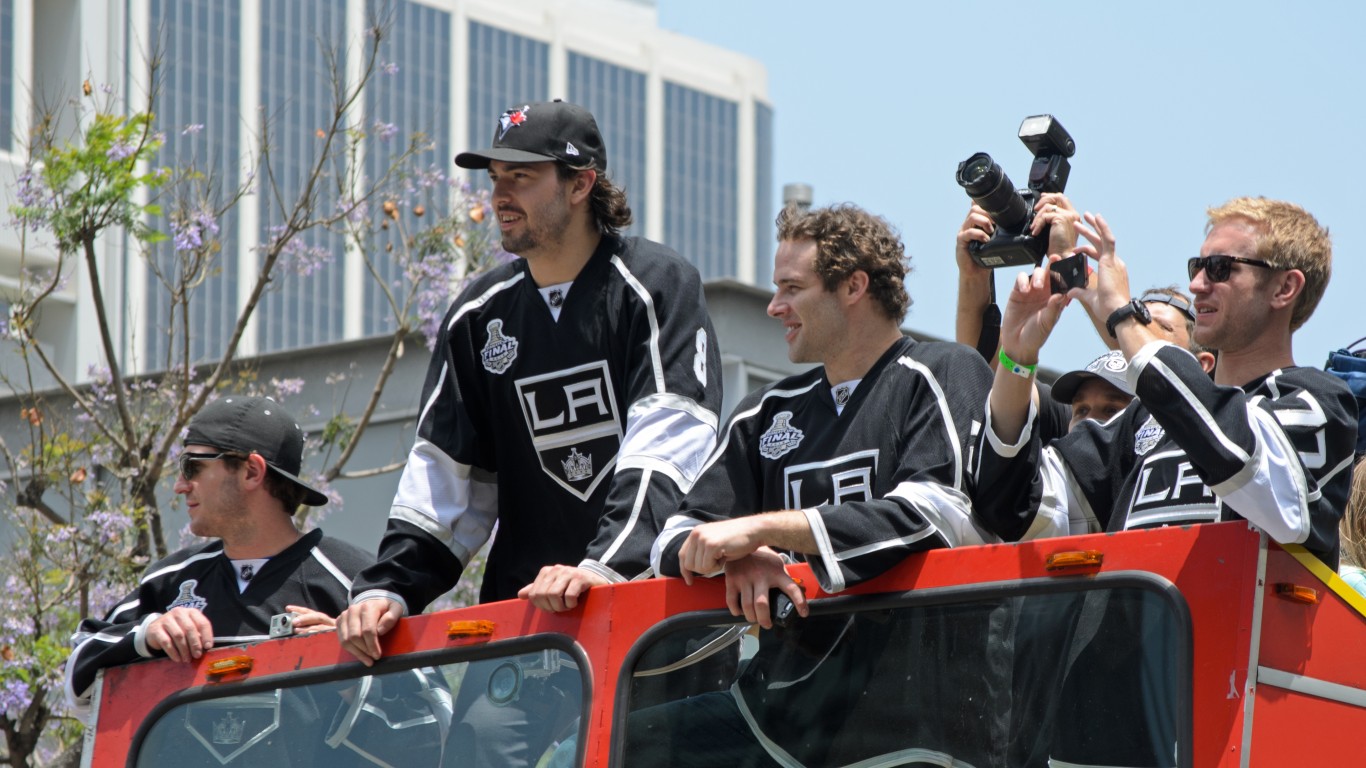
[
  {"xmin": 342, "ymin": 99, "xmax": 723, "ymax": 765},
  {"xmin": 64, "ymin": 395, "xmax": 453, "ymax": 762},
  {"xmin": 66, "ymin": 394, "xmax": 369, "ymax": 714},
  {"xmin": 182, "ymin": 394, "xmax": 329, "ymax": 509}
]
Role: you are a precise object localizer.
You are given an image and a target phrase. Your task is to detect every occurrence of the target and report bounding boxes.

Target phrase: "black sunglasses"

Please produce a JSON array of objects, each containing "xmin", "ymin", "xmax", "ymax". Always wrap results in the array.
[
  {"xmin": 1187, "ymin": 254, "xmax": 1276, "ymax": 283},
  {"xmin": 178, "ymin": 451, "xmax": 246, "ymax": 480}
]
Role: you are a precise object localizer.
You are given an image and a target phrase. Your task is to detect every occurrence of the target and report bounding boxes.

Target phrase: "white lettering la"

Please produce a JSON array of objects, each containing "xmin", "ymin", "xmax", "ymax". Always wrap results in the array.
[
  {"xmin": 564, "ymin": 380, "xmax": 609, "ymax": 422},
  {"xmin": 831, "ymin": 468, "xmax": 873, "ymax": 504}
]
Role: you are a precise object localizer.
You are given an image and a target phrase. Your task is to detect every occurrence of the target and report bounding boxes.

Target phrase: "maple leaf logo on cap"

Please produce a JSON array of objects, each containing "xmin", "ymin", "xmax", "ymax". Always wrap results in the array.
[{"xmin": 498, "ymin": 105, "xmax": 531, "ymax": 140}]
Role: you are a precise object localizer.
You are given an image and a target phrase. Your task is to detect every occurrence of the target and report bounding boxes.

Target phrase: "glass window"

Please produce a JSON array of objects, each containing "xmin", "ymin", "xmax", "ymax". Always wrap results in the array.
[
  {"xmin": 256, "ymin": 0, "xmax": 348, "ymax": 354},
  {"xmin": 146, "ymin": 0, "xmax": 243, "ymax": 366},
  {"xmin": 0, "ymin": 0, "xmax": 13, "ymax": 154},
  {"xmin": 567, "ymin": 53, "xmax": 647, "ymax": 238},
  {"xmin": 619, "ymin": 584, "xmax": 1190, "ymax": 768},
  {"xmin": 135, "ymin": 646, "xmax": 585, "ymax": 767},
  {"xmin": 752, "ymin": 101, "xmax": 775, "ymax": 287},
  {"xmin": 664, "ymin": 84, "xmax": 738, "ymax": 281},
  {"xmin": 361, "ymin": 0, "xmax": 453, "ymax": 337},
  {"xmin": 466, "ymin": 22, "xmax": 548, "ymax": 197}
]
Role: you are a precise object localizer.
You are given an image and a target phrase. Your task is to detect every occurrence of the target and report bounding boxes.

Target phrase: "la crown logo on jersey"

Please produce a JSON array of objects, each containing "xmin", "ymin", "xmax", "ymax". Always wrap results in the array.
[
  {"xmin": 562, "ymin": 447, "xmax": 593, "ymax": 481},
  {"xmin": 482, "ymin": 319, "xmax": 519, "ymax": 374},
  {"xmin": 1134, "ymin": 414, "xmax": 1165, "ymax": 456},
  {"xmin": 759, "ymin": 411, "xmax": 804, "ymax": 460},
  {"xmin": 167, "ymin": 579, "xmax": 208, "ymax": 612},
  {"xmin": 498, "ymin": 105, "xmax": 530, "ymax": 139}
]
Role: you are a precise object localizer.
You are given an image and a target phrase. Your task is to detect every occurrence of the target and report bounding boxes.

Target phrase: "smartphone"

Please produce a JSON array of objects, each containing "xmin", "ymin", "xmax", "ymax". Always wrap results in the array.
[{"xmin": 1049, "ymin": 253, "xmax": 1088, "ymax": 295}]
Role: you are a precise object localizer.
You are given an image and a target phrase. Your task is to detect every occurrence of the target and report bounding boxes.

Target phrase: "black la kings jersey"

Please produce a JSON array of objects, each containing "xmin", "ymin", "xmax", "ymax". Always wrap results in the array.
[
  {"xmin": 64, "ymin": 529, "xmax": 370, "ymax": 719},
  {"xmin": 355, "ymin": 234, "xmax": 722, "ymax": 609},
  {"xmin": 648, "ymin": 337, "xmax": 1000, "ymax": 766},
  {"xmin": 654, "ymin": 336, "xmax": 992, "ymax": 591},
  {"xmin": 975, "ymin": 341, "xmax": 1358, "ymax": 567}
]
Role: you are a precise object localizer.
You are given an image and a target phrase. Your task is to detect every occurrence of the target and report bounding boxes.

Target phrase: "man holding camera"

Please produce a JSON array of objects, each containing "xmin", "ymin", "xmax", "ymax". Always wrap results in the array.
[
  {"xmin": 956, "ymin": 195, "xmax": 1215, "ymax": 446},
  {"xmin": 975, "ymin": 197, "xmax": 1356, "ymax": 563}
]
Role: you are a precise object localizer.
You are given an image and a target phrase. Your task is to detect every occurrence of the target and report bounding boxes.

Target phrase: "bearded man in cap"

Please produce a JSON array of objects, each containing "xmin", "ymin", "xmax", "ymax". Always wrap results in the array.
[
  {"xmin": 63, "ymin": 395, "xmax": 372, "ymax": 722},
  {"xmin": 337, "ymin": 98, "xmax": 722, "ymax": 767},
  {"xmin": 340, "ymin": 99, "xmax": 721, "ymax": 649}
]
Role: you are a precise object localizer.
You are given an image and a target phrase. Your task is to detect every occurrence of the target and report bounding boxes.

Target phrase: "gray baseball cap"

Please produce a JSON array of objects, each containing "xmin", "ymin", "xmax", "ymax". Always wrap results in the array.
[{"xmin": 1050, "ymin": 350, "xmax": 1133, "ymax": 404}]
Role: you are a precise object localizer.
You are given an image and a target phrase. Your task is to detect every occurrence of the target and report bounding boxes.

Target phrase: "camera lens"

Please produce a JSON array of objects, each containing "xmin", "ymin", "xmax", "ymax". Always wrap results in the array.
[{"xmin": 956, "ymin": 152, "xmax": 1030, "ymax": 232}]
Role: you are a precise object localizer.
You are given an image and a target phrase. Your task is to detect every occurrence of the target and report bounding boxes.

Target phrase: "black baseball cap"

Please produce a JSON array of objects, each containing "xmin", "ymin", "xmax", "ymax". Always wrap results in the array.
[
  {"xmin": 1050, "ymin": 350, "xmax": 1134, "ymax": 405},
  {"xmin": 455, "ymin": 99, "xmax": 607, "ymax": 172},
  {"xmin": 183, "ymin": 396, "xmax": 328, "ymax": 507}
]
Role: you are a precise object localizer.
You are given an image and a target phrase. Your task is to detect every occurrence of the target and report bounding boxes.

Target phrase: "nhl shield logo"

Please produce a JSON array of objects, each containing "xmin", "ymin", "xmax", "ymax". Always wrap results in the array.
[
  {"xmin": 1134, "ymin": 415, "xmax": 1165, "ymax": 456},
  {"xmin": 481, "ymin": 319, "xmax": 519, "ymax": 374},
  {"xmin": 167, "ymin": 579, "xmax": 208, "ymax": 612},
  {"xmin": 759, "ymin": 411, "xmax": 804, "ymax": 460}
]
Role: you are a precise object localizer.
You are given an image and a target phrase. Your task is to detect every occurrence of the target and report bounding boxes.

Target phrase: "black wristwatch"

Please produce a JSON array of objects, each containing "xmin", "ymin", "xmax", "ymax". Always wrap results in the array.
[{"xmin": 1105, "ymin": 298, "xmax": 1152, "ymax": 339}]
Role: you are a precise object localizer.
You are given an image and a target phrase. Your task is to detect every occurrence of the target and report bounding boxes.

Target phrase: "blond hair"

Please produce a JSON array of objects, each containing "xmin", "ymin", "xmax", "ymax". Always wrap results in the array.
[
  {"xmin": 1206, "ymin": 197, "xmax": 1331, "ymax": 331},
  {"xmin": 1342, "ymin": 458, "xmax": 1366, "ymax": 568}
]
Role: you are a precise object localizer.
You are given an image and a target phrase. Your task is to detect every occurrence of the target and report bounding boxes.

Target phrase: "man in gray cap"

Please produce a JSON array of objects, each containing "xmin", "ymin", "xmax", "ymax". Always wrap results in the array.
[
  {"xmin": 1049, "ymin": 349, "xmax": 1134, "ymax": 434},
  {"xmin": 63, "ymin": 395, "xmax": 371, "ymax": 721}
]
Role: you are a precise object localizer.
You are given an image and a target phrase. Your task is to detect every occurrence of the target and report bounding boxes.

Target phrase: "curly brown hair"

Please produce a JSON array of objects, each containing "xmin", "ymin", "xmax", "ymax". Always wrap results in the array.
[
  {"xmin": 557, "ymin": 165, "xmax": 632, "ymax": 237},
  {"xmin": 775, "ymin": 203, "xmax": 910, "ymax": 321}
]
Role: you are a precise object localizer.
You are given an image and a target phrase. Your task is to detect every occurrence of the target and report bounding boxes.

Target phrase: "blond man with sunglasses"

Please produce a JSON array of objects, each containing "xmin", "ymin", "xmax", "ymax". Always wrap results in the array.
[
  {"xmin": 975, "ymin": 197, "xmax": 1356, "ymax": 568},
  {"xmin": 970, "ymin": 198, "xmax": 1357, "ymax": 766}
]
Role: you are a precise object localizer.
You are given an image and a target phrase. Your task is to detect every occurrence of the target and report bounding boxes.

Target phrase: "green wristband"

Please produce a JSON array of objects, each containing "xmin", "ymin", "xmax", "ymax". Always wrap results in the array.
[{"xmin": 999, "ymin": 348, "xmax": 1037, "ymax": 379}]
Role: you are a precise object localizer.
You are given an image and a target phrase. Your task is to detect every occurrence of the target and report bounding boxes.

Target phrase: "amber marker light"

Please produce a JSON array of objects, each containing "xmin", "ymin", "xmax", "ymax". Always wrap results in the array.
[
  {"xmin": 1045, "ymin": 550, "xmax": 1104, "ymax": 572},
  {"xmin": 205, "ymin": 655, "xmax": 254, "ymax": 681},
  {"xmin": 1274, "ymin": 583, "xmax": 1320, "ymax": 605},
  {"xmin": 447, "ymin": 620, "xmax": 496, "ymax": 640}
]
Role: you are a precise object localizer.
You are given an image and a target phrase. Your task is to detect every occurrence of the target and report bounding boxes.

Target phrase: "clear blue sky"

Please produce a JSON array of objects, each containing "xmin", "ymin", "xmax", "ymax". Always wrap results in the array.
[{"xmin": 659, "ymin": 0, "xmax": 1366, "ymax": 374}]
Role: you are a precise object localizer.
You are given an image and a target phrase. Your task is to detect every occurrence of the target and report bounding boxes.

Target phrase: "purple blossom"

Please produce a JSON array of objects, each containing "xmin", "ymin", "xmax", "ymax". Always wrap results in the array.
[
  {"xmin": 338, "ymin": 195, "xmax": 368, "ymax": 224},
  {"xmin": 171, "ymin": 207, "xmax": 220, "ymax": 252},
  {"xmin": 374, "ymin": 121, "xmax": 399, "ymax": 141},
  {"xmin": 380, "ymin": 62, "xmax": 399, "ymax": 76},
  {"xmin": 181, "ymin": 123, "xmax": 205, "ymax": 136},
  {"xmin": 15, "ymin": 169, "xmax": 48, "ymax": 208},
  {"xmin": 172, "ymin": 221, "xmax": 202, "ymax": 251},
  {"xmin": 99, "ymin": 83, "xmax": 113, "ymax": 95},
  {"xmin": 266, "ymin": 225, "xmax": 335, "ymax": 277},
  {"xmin": 0, "ymin": 678, "xmax": 32, "ymax": 718},
  {"xmin": 106, "ymin": 140, "xmax": 136, "ymax": 162},
  {"xmin": 271, "ymin": 377, "xmax": 305, "ymax": 399}
]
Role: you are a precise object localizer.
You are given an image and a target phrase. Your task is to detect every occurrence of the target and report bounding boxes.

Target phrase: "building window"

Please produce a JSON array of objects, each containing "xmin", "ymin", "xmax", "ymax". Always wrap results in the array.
[
  {"xmin": 567, "ymin": 53, "xmax": 647, "ymax": 238},
  {"xmin": 146, "ymin": 0, "xmax": 243, "ymax": 366},
  {"xmin": 753, "ymin": 100, "xmax": 775, "ymax": 286},
  {"xmin": 256, "ymin": 0, "xmax": 348, "ymax": 354},
  {"xmin": 664, "ymin": 83, "xmax": 738, "ymax": 281},
  {"xmin": 0, "ymin": 0, "xmax": 13, "ymax": 154},
  {"xmin": 362, "ymin": 0, "xmax": 453, "ymax": 337},
  {"xmin": 466, "ymin": 22, "xmax": 548, "ymax": 194}
]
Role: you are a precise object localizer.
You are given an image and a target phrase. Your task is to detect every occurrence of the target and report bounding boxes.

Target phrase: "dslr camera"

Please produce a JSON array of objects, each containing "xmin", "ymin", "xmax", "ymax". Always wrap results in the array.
[{"xmin": 955, "ymin": 115, "xmax": 1076, "ymax": 269}]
